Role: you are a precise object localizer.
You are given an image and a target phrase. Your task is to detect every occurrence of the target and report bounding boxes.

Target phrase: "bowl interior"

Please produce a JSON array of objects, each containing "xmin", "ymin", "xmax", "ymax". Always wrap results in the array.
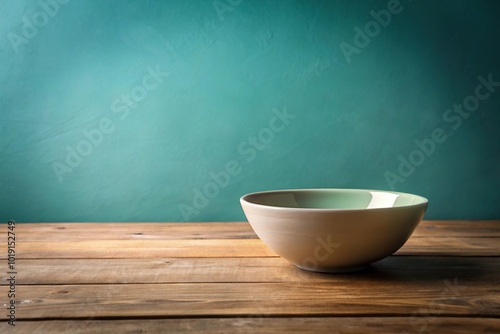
[{"xmin": 242, "ymin": 189, "xmax": 427, "ymax": 210}]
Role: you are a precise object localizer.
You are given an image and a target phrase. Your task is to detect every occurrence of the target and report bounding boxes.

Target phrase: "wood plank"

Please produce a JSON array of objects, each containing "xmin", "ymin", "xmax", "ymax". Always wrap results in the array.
[
  {"xmin": 0, "ymin": 222, "xmax": 257, "ymax": 241},
  {"xmin": 397, "ymin": 237, "xmax": 500, "ymax": 256},
  {"xmin": 2, "ymin": 236, "xmax": 499, "ymax": 260},
  {"xmin": 0, "ymin": 281, "xmax": 497, "ymax": 319},
  {"xmin": 0, "ymin": 221, "xmax": 498, "ymax": 332},
  {"xmin": 1, "ymin": 221, "xmax": 498, "ymax": 241},
  {"xmin": 0, "ymin": 256, "xmax": 498, "ymax": 285},
  {"xmin": 2, "ymin": 317, "xmax": 499, "ymax": 334},
  {"xmin": 0, "ymin": 239, "xmax": 278, "ymax": 259},
  {"xmin": 412, "ymin": 220, "xmax": 500, "ymax": 238}
]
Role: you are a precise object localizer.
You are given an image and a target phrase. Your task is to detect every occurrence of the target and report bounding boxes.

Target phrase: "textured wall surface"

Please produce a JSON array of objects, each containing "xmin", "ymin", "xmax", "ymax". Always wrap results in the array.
[{"xmin": 1, "ymin": 0, "xmax": 499, "ymax": 222}]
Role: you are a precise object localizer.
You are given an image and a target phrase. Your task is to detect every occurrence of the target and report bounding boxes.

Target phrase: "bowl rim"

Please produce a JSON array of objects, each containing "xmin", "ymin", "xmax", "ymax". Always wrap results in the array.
[{"xmin": 240, "ymin": 188, "xmax": 428, "ymax": 212}]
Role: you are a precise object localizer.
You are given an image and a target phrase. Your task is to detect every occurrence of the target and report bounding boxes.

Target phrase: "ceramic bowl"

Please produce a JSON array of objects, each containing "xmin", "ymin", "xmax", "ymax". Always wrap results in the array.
[{"xmin": 240, "ymin": 189, "xmax": 428, "ymax": 273}]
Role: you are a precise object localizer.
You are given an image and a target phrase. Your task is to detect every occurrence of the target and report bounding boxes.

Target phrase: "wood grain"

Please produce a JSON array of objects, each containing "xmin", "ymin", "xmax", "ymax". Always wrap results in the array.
[
  {"xmin": 0, "ymin": 222, "xmax": 257, "ymax": 241},
  {"xmin": 2, "ymin": 236, "xmax": 498, "ymax": 260},
  {"xmin": 2, "ymin": 239, "xmax": 277, "ymax": 259},
  {"xmin": 0, "ymin": 221, "xmax": 498, "ymax": 333},
  {"xmin": 0, "ymin": 256, "xmax": 498, "ymax": 285},
  {"xmin": 1, "ymin": 281, "xmax": 498, "ymax": 320},
  {"xmin": 1, "ymin": 220, "xmax": 498, "ymax": 241},
  {"xmin": 411, "ymin": 220, "xmax": 500, "ymax": 237},
  {"xmin": 1, "ymin": 221, "xmax": 498, "ymax": 260},
  {"xmin": 2, "ymin": 317, "xmax": 499, "ymax": 334}
]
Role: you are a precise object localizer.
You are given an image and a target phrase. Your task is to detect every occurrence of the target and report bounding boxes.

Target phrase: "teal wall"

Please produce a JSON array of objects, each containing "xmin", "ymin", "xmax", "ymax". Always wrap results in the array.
[{"xmin": 1, "ymin": 0, "xmax": 499, "ymax": 222}]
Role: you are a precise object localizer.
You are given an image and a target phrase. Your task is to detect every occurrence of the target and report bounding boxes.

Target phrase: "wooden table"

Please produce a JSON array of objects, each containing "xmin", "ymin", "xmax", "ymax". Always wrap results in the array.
[{"xmin": 1, "ymin": 220, "xmax": 499, "ymax": 333}]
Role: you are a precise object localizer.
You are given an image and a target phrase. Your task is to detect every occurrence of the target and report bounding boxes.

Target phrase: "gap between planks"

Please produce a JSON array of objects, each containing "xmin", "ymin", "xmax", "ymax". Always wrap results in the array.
[{"xmin": 1, "ymin": 317, "xmax": 499, "ymax": 334}]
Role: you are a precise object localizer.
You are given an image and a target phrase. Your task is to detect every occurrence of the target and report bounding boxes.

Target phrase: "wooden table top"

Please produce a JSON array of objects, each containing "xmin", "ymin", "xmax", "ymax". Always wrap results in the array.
[{"xmin": 1, "ymin": 220, "xmax": 499, "ymax": 333}]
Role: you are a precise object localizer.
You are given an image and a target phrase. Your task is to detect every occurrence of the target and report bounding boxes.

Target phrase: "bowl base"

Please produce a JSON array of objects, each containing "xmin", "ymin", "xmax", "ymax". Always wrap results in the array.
[{"xmin": 295, "ymin": 263, "xmax": 369, "ymax": 273}]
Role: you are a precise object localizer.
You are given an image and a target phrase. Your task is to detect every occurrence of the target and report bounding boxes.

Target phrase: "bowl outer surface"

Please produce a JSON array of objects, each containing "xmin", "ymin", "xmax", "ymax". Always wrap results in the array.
[{"xmin": 241, "ymin": 196, "xmax": 427, "ymax": 271}]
